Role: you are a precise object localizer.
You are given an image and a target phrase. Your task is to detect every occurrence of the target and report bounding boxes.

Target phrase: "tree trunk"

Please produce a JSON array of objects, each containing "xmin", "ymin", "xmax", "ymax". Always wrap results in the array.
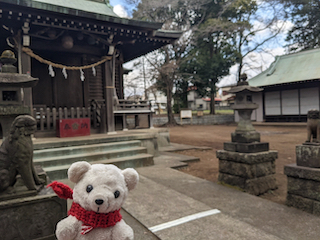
[
  {"xmin": 181, "ymin": 81, "xmax": 189, "ymax": 109},
  {"xmin": 166, "ymin": 83, "xmax": 176, "ymax": 125},
  {"xmin": 238, "ymin": 57, "xmax": 243, "ymax": 82},
  {"xmin": 210, "ymin": 91, "xmax": 215, "ymax": 115}
]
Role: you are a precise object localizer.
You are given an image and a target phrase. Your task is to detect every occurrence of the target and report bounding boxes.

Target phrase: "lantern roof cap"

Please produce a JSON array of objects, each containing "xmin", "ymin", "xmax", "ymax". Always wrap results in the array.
[
  {"xmin": 0, "ymin": 73, "xmax": 38, "ymax": 88},
  {"xmin": 228, "ymin": 81, "xmax": 263, "ymax": 94}
]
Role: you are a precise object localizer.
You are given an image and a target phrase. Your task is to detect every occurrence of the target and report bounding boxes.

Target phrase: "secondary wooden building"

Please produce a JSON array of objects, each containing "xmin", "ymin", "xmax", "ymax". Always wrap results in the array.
[
  {"xmin": 248, "ymin": 48, "xmax": 320, "ymax": 122},
  {"xmin": 0, "ymin": 0, "xmax": 181, "ymax": 137}
]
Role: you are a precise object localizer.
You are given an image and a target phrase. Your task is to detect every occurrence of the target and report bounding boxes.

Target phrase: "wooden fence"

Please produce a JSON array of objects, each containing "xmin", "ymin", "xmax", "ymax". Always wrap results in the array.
[
  {"xmin": 32, "ymin": 100, "xmax": 152, "ymax": 133},
  {"xmin": 116, "ymin": 99, "xmax": 151, "ymax": 110},
  {"xmin": 32, "ymin": 106, "xmax": 96, "ymax": 131}
]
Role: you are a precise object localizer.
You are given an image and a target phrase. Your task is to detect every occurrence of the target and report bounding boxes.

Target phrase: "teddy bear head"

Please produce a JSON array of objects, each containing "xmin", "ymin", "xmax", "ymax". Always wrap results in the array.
[{"xmin": 68, "ymin": 161, "xmax": 139, "ymax": 213}]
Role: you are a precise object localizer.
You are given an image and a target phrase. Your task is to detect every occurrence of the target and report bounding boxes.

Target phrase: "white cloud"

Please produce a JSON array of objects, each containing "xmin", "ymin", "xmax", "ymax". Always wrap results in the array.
[{"xmin": 113, "ymin": 4, "xmax": 129, "ymax": 18}]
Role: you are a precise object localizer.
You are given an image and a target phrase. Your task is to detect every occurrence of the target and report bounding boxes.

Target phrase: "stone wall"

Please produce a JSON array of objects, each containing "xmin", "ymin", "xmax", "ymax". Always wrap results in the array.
[{"xmin": 152, "ymin": 114, "xmax": 235, "ymax": 126}]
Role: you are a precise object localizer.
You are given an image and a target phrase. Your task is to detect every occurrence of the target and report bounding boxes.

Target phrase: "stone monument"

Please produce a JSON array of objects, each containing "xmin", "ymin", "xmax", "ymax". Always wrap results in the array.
[
  {"xmin": 216, "ymin": 75, "xmax": 278, "ymax": 195},
  {"xmin": 0, "ymin": 51, "xmax": 66, "ymax": 240},
  {"xmin": 284, "ymin": 109, "xmax": 320, "ymax": 215}
]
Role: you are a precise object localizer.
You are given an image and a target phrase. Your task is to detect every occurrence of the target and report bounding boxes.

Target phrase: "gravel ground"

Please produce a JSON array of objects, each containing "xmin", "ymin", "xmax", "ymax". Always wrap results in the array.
[{"xmin": 166, "ymin": 124, "xmax": 306, "ymax": 204}]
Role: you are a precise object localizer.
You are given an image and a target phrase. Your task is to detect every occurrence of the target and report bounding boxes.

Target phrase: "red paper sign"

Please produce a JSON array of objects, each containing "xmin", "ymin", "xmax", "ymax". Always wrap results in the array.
[{"xmin": 56, "ymin": 118, "xmax": 90, "ymax": 138}]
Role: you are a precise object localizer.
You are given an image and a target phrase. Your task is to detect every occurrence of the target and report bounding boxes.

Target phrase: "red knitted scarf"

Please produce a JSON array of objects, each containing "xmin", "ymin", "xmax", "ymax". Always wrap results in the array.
[{"xmin": 48, "ymin": 181, "xmax": 122, "ymax": 235}]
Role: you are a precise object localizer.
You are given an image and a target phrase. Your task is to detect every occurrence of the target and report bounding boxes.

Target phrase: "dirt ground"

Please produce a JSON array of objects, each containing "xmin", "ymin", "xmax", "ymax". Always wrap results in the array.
[{"xmin": 166, "ymin": 123, "xmax": 306, "ymax": 205}]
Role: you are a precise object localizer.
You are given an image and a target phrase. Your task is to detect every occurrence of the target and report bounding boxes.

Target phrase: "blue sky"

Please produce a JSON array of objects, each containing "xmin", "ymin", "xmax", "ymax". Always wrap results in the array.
[{"xmin": 109, "ymin": 0, "xmax": 134, "ymax": 17}]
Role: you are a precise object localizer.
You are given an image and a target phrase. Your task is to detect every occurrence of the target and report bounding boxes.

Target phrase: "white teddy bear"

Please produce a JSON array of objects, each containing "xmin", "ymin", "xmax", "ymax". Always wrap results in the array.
[{"xmin": 48, "ymin": 161, "xmax": 139, "ymax": 240}]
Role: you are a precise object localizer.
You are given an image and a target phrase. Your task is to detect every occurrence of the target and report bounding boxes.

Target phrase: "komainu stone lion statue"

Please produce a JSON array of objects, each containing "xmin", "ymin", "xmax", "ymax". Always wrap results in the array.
[
  {"xmin": 306, "ymin": 109, "xmax": 320, "ymax": 143},
  {"xmin": 0, "ymin": 115, "xmax": 44, "ymax": 193}
]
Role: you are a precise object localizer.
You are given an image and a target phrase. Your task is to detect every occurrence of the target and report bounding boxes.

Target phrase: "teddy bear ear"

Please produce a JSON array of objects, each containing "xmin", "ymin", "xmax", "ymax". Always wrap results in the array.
[
  {"xmin": 122, "ymin": 168, "xmax": 139, "ymax": 191},
  {"xmin": 68, "ymin": 161, "xmax": 91, "ymax": 183}
]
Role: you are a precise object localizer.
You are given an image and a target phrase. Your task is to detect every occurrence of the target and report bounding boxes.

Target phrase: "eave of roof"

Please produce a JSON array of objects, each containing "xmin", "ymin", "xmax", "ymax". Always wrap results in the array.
[
  {"xmin": 0, "ymin": 0, "xmax": 182, "ymax": 63},
  {"xmin": 0, "ymin": 0, "xmax": 163, "ymax": 30},
  {"xmin": 249, "ymin": 48, "xmax": 320, "ymax": 87}
]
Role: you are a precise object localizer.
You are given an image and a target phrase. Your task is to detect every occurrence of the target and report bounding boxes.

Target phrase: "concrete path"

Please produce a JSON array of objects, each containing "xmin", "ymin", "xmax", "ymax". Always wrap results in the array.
[{"xmin": 123, "ymin": 145, "xmax": 320, "ymax": 240}]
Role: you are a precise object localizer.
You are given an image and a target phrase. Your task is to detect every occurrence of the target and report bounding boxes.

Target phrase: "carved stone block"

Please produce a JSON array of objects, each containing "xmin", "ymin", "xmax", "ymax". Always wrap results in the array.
[
  {"xmin": 218, "ymin": 173, "xmax": 246, "ymax": 189},
  {"xmin": 287, "ymin": 176, "xmax": 320, "ymax": 201},
  {"xmin": 245, "ymin": 175, "xmax": 277, "ymax": 196},
  {"xmin": 286, "ymin": 193, "xmax": 314, "ymax": 214},
  {"xmin": 224, "ymin": 142, "xmax": 269, "ymax": 153},
  {"xmin": 218, "ymin": 172, "xmax": 277, "ymax": 195},
  {"xmin": 216, "ymin": 150, "xmax": 278, "ymax": 164},
  {"xmin": 0, "ymin": 190, "xmax": 67, "ymax": 240},
  {"xmin": 296, "ymin": 144, "xmax": 320, "ymax": 168},
  {"xmin": 217, "ymin": 150, "xmax": 278, "ymax": 195},
  {"xmin": 231, "ymin": 131, "xmax": 260, "ymax": 143},
  {"xmin": 219, "ymin": 160, "xmax": 275, "ymax": 179},
  {"xmin": 285, "ymin": 163, "xmax": 320, "ymax": 215},
  {"xmin": 284, "ymin": 163, "xmax": 320, "ymax": 181}
]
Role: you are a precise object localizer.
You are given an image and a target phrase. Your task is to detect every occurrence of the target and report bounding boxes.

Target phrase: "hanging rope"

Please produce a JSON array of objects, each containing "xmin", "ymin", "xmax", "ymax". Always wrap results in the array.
[{"xmin": 21, "ymin": 47, "xmax": 112, "ymax": 70}]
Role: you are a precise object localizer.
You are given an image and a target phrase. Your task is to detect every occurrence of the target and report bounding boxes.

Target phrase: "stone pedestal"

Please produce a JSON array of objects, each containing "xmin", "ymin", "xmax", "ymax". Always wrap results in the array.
[
  {"xmin": 0, "ymin": 188, "xmax": 67, "ymax": 240},
  {"xmin": 217, "ymin": 150, "xmax": 278, "ymax": 195},
  {"xmin": 285, "ymin": 143, "xmax": 320, "ymax": 215},
  {"xmin": 285, "ymin": 163, "xmax": 320, "ymax": 215}
]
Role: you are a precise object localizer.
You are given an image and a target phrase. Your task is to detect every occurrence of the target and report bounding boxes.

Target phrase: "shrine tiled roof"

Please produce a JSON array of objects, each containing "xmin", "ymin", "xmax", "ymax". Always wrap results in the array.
[
  {"xmin": 0, "ymin": 0, "xmax": 163, "ymax": 29},
  {"xmin": 33, "ymin": 0, "xmax": 118, "ymax": 18},
  {"xmin": 249, "ymin": 48, "xmax": 320, "ymax": 87}
]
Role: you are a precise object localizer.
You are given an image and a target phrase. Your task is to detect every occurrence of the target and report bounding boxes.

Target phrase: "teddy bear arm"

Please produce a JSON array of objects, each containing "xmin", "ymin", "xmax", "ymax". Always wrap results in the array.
[
  {"xmin": 111, "ymin": 219, "xmax": 134, "ymax": 240},
  {"xmin": 56, "ymin": 216, "xmax": 81, "ymax": 240}
]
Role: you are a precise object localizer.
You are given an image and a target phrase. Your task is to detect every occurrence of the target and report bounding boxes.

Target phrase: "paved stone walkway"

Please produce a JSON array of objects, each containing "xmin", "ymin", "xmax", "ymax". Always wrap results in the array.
[{"xmin": 122, "ymin": 145, "xmax": 320, "ymax": 240}]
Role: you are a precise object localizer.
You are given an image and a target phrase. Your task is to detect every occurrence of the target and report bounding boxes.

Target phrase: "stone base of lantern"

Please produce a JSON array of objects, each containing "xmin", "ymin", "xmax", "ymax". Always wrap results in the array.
[
  {"xmin": 217, "ymin": 150, "xmax": 278, "ymax": 195},
  {"xmin": 285, "ymin": 163, "xmax": 320, "ymax": 215},
  {"xmin": 224, "ymin": 142, "xmax": 269, "ymax": 153},
  {"xmin": 231, "ymin": 131, "xmax": 260, "ymax": 143}
]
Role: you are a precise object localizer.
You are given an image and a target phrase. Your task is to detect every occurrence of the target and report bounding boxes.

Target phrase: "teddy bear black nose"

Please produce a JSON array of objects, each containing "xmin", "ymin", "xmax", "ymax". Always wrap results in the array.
[{"xmin": 95, "ymin": 199, "xmax": 104, "ymax": 205}]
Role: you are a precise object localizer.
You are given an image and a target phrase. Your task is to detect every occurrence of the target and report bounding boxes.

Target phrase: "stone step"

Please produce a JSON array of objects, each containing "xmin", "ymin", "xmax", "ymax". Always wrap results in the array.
[
  {"xmin": 33, "ymin": 140, "xmax": 142, "ymax": 160},
  {"xmin": 44, "ymin": 153, "xmax": 154, "ymax": 180},
  {"xmin": 34, "ymin": 147, "xmax": 148, "ymax": 168},
  {"xmin": 33, "ymin": 133, "xmax": 156, "ymax": 150}
]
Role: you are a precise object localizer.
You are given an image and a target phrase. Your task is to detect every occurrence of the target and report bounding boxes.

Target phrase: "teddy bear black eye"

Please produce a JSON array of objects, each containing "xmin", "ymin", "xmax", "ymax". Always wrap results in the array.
[
  {"xmin": 86, "ymin": 185, "xmax": 93, "ymax": 193},
  {"xmin": 114, "ymin": 190, "xmax": 120, "ymax": 198}
]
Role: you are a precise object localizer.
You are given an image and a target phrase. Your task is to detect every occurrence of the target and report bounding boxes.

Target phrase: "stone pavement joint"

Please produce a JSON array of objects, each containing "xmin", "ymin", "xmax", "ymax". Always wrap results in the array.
[{"xmin": 149, "ymin": 209, "xmax": 221, "ymax": 233}]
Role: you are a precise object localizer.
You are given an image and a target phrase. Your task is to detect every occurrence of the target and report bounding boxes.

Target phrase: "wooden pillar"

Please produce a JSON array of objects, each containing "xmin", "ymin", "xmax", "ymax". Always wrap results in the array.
[
  {"xmin": 119, "ymin": 53, "xmax": 124, "ymax": 99},
  {"xmin": 148, "ymin": 113, "xmax": 154, "ymax": 129},
  {"xmin": 104, "ymin": 60, "xmax": 115, "ymax": 133},
  {"xmin": 122, "ymin": 114, "xmax": 128, "ymax": 131},
  {"xmin": 100, "ymin": 104, "xmax": 107, "ymax": 133},
  {"xmin": 18, "ymin": 25, "xmax": 33, "ymax": 111},
  {"xmin": 21, "ymin": 52, "xmax": 33, "ymax": 109}
]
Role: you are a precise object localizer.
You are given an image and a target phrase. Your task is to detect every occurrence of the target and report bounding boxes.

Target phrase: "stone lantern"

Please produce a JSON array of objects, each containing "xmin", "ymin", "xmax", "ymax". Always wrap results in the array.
[
  {"xmin": 0, "ymin": 50, "xmax": 38, "ymax": 139},
  {"xmin": 216, "ymin": 76, "xmax": 278, "ymax": 196},
  {"xmin": 226, "ymin": 79, "xmax": 267, "ymax": 152}
]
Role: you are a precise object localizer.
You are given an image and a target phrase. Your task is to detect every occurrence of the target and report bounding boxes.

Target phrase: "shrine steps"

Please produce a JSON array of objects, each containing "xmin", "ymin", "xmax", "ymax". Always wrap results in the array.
[{"xmin": 33, "ymin": 140, "xmax": 154, "ymax": 180}]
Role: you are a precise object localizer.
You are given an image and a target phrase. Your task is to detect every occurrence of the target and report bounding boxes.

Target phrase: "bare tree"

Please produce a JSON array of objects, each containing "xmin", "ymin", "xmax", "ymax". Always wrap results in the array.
[{"xmin": 223, "ymin": 0, "xmax": 287, "ymax": 81}]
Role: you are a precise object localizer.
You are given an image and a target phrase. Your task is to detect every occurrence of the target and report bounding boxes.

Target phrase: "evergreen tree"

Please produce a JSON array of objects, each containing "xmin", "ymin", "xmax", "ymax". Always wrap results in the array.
[
  {"xmin": 181, "ymin": 17, "xmax": 238, "ymax": 114},
  {"xmin": 130, "ymin": 0, "xmax": 211, "ymax": 124},
  {"xmin": 280, "ymin": 0, "xmax": 320, "ymax": 51}
]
